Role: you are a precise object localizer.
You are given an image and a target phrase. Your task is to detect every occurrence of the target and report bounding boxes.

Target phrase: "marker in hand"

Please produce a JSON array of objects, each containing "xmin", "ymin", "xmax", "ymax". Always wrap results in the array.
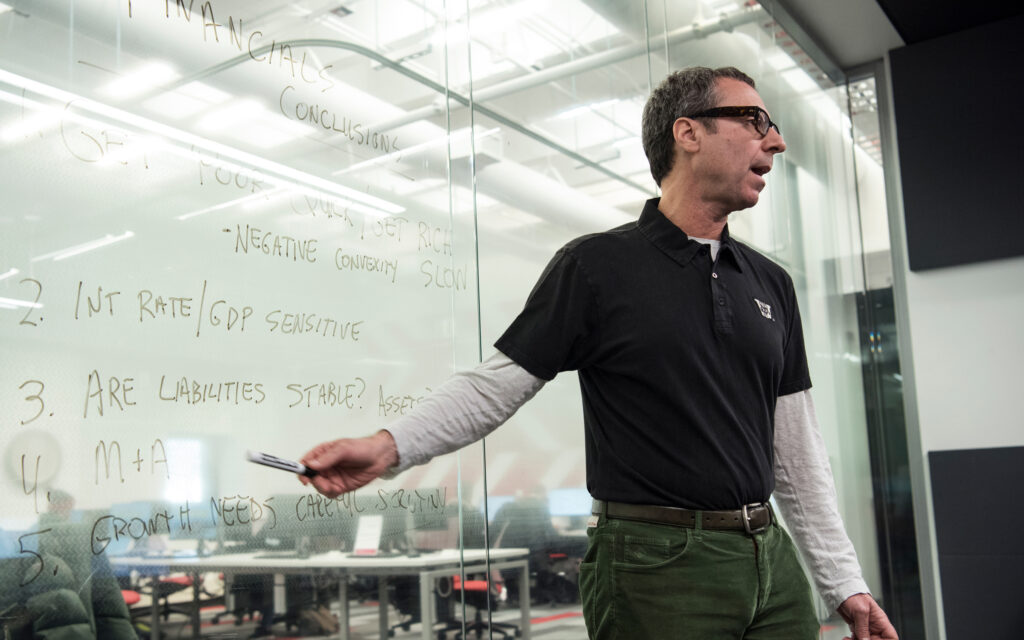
[{"xmin": 246, "ymin": 451, "xmax": 318, "ymax": 478}]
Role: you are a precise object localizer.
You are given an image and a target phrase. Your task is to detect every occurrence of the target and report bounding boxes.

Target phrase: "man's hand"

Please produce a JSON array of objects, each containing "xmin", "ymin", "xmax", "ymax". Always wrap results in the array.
[
  {"xmin": 298, "ymin": 430, "xmax": 399, "ymax": 498},
  {"xmin": 838, "ymin": 593, "xmax": 898, "ymax": 640}
]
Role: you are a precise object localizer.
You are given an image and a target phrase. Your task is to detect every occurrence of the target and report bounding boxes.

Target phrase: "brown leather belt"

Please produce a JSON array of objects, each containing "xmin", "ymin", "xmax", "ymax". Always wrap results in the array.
[{"xmin": 592, "ymin": 499, "xmax": 773, "ymax": 534}]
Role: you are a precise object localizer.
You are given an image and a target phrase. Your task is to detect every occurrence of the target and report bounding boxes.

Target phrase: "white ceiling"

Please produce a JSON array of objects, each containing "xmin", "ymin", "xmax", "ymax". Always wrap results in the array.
[{"xmin": 775, "ymin": 0, "xmax": 904, "ymax": 70}]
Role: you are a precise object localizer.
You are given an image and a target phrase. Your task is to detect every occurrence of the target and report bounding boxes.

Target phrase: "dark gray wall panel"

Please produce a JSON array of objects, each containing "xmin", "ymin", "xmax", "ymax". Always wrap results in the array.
[
  {"xmin": 929, "ymin": 446, "xmax": 1024, "ymax": 638},
  {"xmin": 890, "ymin": 15, "xmax": 1024, "ymax": 271}
]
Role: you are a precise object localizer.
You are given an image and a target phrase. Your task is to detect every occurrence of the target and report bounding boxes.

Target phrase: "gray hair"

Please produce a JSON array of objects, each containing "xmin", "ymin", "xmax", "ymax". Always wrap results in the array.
[{"xmin": 641, "ymin": 66, "xmax": 756, "ymax": 186}]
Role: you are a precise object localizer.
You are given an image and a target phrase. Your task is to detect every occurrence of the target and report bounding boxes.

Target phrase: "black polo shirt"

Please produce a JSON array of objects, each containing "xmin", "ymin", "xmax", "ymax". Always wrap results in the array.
[{"xmin": 495, "ymin": 198, "xmax": 812, "ymax": 510}]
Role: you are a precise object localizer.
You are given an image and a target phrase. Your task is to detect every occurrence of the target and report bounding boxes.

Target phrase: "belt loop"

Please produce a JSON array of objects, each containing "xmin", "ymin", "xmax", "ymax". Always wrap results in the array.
[{"xmin": 692, "ymin": 510, "xmax": 704, "ymax": 541}]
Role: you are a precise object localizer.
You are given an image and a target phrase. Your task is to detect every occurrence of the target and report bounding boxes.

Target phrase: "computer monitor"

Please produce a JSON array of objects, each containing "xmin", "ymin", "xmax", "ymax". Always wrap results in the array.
[
  {"xmin": 257, "ymin": 493, "xmax": 359, "ymax": 553},
  {"xmin": 408, "ymin": 487, "xmax": 452, "ymax": 533},
  {"xmin": 99, "ymin": 500, "xmax": 161, "ymax": 556},
  {"xmin": 376, "ymin": 504, "xmax": 413, "ymax": 553},
  {"xmin": 547, "ymin": 487, "xmax": 592, "ymax": 518},
  {"xmin": 484, "ymin": 495, "xmax": 516, "ymax": 521},
  {"xmin": 169, "ymin": 499, "xmax": 218, "ymax": 543}
]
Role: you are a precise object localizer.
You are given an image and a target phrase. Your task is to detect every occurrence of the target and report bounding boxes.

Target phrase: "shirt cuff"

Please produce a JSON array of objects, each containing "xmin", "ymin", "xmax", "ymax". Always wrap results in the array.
[
  {"xmin": 380, "ymin": 418, "xmax": 427, "ymax": 476},
  {"xmin": 823, "ymin": 577, "xmax": 872, "ymax": 613}
]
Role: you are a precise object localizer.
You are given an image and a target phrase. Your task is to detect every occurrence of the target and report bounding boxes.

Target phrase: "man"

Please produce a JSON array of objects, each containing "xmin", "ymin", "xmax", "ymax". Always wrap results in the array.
[{"xmin": 299, "ymin": 67, "xmax": 898, "ymax": 640}]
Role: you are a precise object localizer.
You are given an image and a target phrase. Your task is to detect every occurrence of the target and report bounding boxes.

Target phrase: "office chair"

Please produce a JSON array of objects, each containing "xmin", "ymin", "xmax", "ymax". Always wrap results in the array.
[
  {"xmin": 443, "ymin": 504, "xmax": 528, "ymax": 639},
  {"xmin": 149, "ymin": 575, "xmax": 194, "ymax": 621},
  {"xmin": 452, "ymin": 575, "xmax": 521, "ymax": 639},
  {"xmin": 389, "ymin": 503, "xmax": 486, "ymax": 639},
  {"xmin": 490, "ymin": 496, "xmax": 578, "ymax": 606},
  {"xmin": 388, "ymin": 576, "xmax": 456, "ymax": 638},
  {"xmin": 215, "ymin": 573, "xmax": 270, "ymax": 628}
]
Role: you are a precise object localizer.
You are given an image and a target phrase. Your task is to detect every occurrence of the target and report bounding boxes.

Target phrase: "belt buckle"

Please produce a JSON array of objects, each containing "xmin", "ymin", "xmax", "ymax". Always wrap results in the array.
[{"xmin": 742, "ymin": 503, "xmax": 771, "ymax": 535}]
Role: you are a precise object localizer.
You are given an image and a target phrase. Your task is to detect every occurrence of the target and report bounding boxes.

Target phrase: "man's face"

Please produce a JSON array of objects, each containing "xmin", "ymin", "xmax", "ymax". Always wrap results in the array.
[{"xmin": 690, "ymin": 78, "xmax": 787, "ymax": 213}]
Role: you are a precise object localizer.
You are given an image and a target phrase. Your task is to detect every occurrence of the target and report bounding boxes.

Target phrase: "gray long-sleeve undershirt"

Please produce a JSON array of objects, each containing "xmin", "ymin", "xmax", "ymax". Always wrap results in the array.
[{"xmin": 384, "ymin": 351, "xmax": 869, "ymax": 611}]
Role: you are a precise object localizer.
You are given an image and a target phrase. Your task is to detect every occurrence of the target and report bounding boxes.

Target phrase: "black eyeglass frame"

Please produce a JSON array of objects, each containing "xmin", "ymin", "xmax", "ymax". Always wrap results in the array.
[{"xmin": 683, "ymin": 106, "xmax": 781, "ymax": 138}]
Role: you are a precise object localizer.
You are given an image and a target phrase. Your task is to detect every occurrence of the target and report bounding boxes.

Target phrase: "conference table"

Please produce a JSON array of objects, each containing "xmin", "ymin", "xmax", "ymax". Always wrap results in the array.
[{"xmin": 114, "ymin": 547, "xmax": 530, "ymax": 640}]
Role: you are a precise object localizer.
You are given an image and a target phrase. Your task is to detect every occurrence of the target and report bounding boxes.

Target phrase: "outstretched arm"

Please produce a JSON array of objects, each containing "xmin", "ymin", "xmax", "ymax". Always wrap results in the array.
[{"xmin": 299, "ymin": 351, "xmax": 546, "ymax": 496}]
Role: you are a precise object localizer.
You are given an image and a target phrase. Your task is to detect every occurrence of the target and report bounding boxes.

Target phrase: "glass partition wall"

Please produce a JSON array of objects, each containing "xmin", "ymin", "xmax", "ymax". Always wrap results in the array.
[{"xmin": 1, "ymin": 1, "xmax": 890, "ymax": 638}]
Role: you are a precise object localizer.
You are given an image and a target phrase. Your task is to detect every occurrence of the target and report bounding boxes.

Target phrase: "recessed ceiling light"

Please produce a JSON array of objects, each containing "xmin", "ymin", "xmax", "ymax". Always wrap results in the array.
[{"xmin": 102, "ymin": 62, "xmax": 180, "ymax": 99}]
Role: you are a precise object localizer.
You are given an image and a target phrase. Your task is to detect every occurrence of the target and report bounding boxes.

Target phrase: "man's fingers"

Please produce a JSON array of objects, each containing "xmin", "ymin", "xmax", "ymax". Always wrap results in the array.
[
  {"xmin": 300, "ymin": 442, "xmax": 333, "ymax": 468},
  {"xmin": 299, "ymin": 434, "xmax": 392, "ymax": 498},
  {"xmin": 302, "ymin": 439, "xmax": 350, "ymax": 470},
  {"xmin": 853, "ymin": 607, "xmax": 871, "ymax": 640},
  {"xmin": 310, "ymin": 474, "xmax": 345, "ymax": 499},
  {"xmin": 838, "ymin": 595, "xmax": 897, "ymax": 640},
  {"xmin": 873, "ymin": 607, "xmax": 898, "ymax": 640}
]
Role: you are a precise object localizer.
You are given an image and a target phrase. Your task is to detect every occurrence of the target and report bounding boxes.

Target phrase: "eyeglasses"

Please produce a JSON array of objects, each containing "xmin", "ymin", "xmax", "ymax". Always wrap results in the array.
[{"xmin": 684, "ymin": 106, "xmax": 781, "ymax": 138}]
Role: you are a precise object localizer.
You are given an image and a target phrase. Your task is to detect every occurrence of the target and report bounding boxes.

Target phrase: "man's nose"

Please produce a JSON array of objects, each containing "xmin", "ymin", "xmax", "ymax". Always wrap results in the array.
[{"xmin": 765, "ymin": 128, "xmax": 786, "ymax": 154}]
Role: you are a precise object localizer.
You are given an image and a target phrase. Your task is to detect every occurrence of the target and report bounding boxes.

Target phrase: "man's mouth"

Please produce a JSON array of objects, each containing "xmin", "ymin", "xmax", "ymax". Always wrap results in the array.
[{"xmin": 751, "ymin": 165, "xmax": 770, "ymax": 176}]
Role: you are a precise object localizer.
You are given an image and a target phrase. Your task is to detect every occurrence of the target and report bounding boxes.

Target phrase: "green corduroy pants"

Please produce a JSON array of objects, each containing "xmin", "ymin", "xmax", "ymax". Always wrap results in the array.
[{"xmin": 579, "ymin": 513, "xmax": 819, "ymax": 639}]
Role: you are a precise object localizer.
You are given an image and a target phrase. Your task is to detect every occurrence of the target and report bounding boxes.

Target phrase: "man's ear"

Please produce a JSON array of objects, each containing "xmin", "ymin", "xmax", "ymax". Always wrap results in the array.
[{"xmin": 673, "ymin": 117, "xmax": 701, "ymax": 153}]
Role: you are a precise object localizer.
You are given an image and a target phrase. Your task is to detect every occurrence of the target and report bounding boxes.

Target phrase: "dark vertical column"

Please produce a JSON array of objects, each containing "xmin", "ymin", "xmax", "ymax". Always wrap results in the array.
[{"xmin": 856, "ymin": 287, "xmax": 924, "ymax": 638}]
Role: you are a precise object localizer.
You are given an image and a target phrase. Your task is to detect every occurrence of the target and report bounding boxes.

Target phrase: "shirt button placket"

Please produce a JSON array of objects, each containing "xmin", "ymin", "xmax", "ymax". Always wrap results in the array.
[{"xmin": 712, "ymin": 270, "xmax": 732, "ymax": 332}]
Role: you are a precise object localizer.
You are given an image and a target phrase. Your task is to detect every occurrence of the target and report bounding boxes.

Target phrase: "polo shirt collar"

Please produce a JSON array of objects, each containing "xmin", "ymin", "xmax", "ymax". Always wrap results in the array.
[
  {"xmin": 636, "ymin": 198, "xmax": 746, "ymax": 272},
  {"xmin": 718, "ymin": 222, "xmax": 748, "ymax": 273}
]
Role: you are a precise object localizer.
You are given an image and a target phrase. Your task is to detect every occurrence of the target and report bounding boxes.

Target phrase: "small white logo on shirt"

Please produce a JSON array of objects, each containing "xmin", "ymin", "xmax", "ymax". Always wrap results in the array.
[{"xmin": 755, "ymin": 298, "xmax": 773, "ymax": 320}]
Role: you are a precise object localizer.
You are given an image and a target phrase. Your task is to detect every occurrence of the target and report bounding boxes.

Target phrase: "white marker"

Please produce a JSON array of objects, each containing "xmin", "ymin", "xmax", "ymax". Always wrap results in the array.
[{"xmin": 246, "ymin": 450, "xmax": 318, "ymax": 477}]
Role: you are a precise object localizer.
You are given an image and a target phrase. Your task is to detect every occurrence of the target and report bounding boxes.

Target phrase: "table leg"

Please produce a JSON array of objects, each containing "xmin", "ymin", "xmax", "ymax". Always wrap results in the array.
[
  {"xmin": 378, "ymin": 576, "xmax": 389, "ymax": 639},
  {"xmin": 191, "ymin": 571, "xmax": 201, "ymax": 637},
  {"xmin": 419, "ymin": 571, "xmax": 434, "ymax": 640},
  {"xmin": 224, "ymin": 573, "xmax": 234, "ymax": 617},
  {"xmin": 151, "ymin": 580, "xmax": 161, "ymax": 640},
  {"xmin": 519, "ymin": 562, "xmax": 531, "ymax": 639},
  {"xmin": 273, "ymin": 572, "xmax": 286, "ymax": 616},
  {"xmin": 338, "ymin": 576, "xmax": 350, "ymax": 640}
]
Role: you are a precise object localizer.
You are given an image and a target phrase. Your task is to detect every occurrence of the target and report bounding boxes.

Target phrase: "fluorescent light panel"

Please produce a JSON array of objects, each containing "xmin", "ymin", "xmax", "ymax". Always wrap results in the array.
[
  {"xmin": 0, "ymin": 294, "xmax": 41, "ymax": 309},
  {"xmin": 144, "ymin": 81, "xmax": 234, "ymax": 120},
  {"xmin": 31, "ymin": 231, "xmax": 134, "ymax": 262},
  {"xmin": 555, "ymin": 98, "xmax": 621, "ymax": 121},
  {"xmin": 434, "ymin": 0, "xmax": 543, "ymax": 44},
  {"xmin": 0, "ymin": 109, "xmax": 61, "ymax": 141},
  {"xmin": 103, "ymin": 62, "xmax": 180, "ymax": 99},
  {"xmin": 0, "ymin": 296, "xmax": 42, "ymax": 308},
  {"xmin": 197, "ymin": 99, "xmax": 265, "ymax": 131},
  {"xmin": 703, "ymin": 0, "xmax": 741, "ymax": 11},
  {"xmin": 143, "ymin": 91, "xmax": 206, "ymax": 120},
  {"xmin": 766, "ymin": 51, "xmax": 796, "ymax": 72},
  {"xmin": 0, "ymin": 68, "xmax": 404, "ymax": 215},
  {"xmin": 335, "ymin": 126, "xmax": 500, "ymax": 175},
  {"xmin": 0, "ymin": 89, "xmax": 61, "ymax": 141},
  {"xmin": 177, "ymin": 189, "xmax": 283, "ymax": 220},
  {"xmin": 781, "ymin": 67, "xmax": 819, "ymax": 94}
]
